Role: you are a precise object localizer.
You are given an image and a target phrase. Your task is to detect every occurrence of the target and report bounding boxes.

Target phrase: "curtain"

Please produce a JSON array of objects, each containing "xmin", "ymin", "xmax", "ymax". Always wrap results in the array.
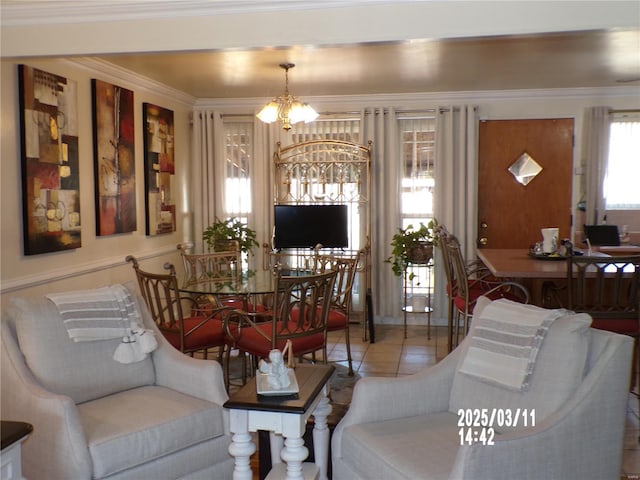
[
  {"xmin": 253, "ymin": 120, "xmax": 283, "ymax": 271},
  {"xmin": 191, "ymin": 110, "xmax": 225, "ymax": 252},
  {"xmin": 362, "ymin": 107, "xmax": 401, "ymax": 318},
  {"xmin": 583, "ymin": 106, "xmax": 611, "ymax": 225},
  {"xmin": 433, "ymin": 105, "xmax": 478, "ymax": 318}
]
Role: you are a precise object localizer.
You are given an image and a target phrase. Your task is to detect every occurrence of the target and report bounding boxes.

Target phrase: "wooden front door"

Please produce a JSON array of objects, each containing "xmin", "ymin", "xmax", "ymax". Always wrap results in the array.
[{"xmin": 477, "ymin": 118, "xmax": 574, "ymax": 249}]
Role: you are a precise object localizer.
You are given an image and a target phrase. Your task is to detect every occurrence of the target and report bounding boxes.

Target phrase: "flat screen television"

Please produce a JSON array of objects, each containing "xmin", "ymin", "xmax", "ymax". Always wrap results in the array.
[{"xmin": 274, "ymin": 204, "xmax": 349, "ymax": 249}]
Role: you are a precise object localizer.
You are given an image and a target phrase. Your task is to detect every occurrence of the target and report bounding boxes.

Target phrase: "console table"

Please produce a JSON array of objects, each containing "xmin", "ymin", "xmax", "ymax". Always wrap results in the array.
[
  {"xmin": 224, "ymin": 364, "xmax": 335, "ymax": 480},
  {"xmin": 1, "ymin": 421, "xmax": 33, "ymax": 480}
]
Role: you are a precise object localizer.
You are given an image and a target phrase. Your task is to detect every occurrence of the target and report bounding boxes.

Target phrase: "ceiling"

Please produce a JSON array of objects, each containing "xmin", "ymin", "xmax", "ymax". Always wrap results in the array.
[
  {"xmin": 2, "ymin": 1, "xmax": 639, "ymax": 100},
  {"xmin": 99, "ymin": 29, "xmax": 640, "ymax": 99}
]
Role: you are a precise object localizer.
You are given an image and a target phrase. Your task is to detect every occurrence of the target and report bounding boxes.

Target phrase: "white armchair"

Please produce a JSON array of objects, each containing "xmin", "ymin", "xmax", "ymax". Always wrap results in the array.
[
  {"xmin": 332, "ymin": 297, "xmax": 632, "ymax": 480},
  {"xmin": 1, "ymin": 283, "xmax": 234, "ymax": 479}
]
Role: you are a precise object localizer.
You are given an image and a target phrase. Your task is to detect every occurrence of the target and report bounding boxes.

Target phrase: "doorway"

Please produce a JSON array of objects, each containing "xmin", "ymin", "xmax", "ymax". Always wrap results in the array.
[{"xmin": 477, "ymin": 118, "xmax": 574, "ymax": 249}]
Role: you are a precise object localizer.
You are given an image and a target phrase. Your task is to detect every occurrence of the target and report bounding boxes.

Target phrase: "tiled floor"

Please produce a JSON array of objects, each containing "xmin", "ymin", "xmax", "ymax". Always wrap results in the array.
[{"xmin": 325, "ymin": 323, "xmax": 640, "ymax": 480}]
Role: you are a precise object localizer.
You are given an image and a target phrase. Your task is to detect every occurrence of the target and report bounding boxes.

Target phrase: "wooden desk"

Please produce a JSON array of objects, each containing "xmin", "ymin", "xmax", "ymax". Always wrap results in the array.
[{"xmin": 224, "ymin": 364, "xmax": 335, "ymax": 480}]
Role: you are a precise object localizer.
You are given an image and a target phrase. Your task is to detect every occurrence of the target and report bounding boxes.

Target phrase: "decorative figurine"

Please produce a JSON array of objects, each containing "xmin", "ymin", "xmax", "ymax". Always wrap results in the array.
[{"xmin": 259, "ymin": 349, "xmax": 292, "ymax": 389}]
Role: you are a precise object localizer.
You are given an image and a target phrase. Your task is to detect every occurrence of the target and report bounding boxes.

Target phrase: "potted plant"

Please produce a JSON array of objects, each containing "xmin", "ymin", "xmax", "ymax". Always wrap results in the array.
[
  {"xmin": 386, "ymin": 219, "xmax": 437, "ymax": 280},
  {"xmin": 202, "ymin": 217, "xmax": 259, "ymax": 257}
]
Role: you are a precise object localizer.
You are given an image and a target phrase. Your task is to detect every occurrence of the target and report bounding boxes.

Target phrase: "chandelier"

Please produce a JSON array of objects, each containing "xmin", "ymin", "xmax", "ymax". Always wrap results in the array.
[{"xmin": 256, "ymin": 63, "xmax": 318, "ymax": 131}]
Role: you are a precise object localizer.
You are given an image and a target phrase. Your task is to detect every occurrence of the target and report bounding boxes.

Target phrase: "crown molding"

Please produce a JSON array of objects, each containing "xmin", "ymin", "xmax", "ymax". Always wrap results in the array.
[
  {"xmin": 69, "ymin": 57, "xmax": 196, "ymax": 107},
  {"xmin": 195, "ymin": 86, "xmax": 640, "ymax": 112},
  {"xmin": 0, "ymin": 0, "xmax": 394, "ymax": 26}
]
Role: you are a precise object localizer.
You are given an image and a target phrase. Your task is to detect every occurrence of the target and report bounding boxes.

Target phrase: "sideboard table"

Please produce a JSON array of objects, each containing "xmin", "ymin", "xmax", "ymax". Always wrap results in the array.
[
  {"xmin": 1, "ymin": 421, "xmax": 33, "ymax": 480},
  {"xmin": 224, "ymin": 364, "xmax": 335, "ymax": 480}
]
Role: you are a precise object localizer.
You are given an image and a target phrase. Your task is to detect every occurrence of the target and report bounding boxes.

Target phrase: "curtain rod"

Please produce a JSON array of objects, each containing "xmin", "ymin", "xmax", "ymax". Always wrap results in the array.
[
  {"xmin": 215, "ymin": 107, "xmax": 466, "ymax": 119},
  {"xmin": 217, "ymin": 109, "xmax": 440, "ymax": 117},
  {"xmin": 610, "ymin": 109, "xmax": 640, "ymax": 114}
]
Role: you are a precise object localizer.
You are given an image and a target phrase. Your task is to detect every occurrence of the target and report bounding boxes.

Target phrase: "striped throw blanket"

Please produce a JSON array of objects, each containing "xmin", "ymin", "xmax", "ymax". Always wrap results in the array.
[
  {"xmin": 458, "ymin": 299, "xmax": 565, "ymax": 391},
  {"xmin": 47, "ymin": 284, "xmax": 141, "ymax": 342}
]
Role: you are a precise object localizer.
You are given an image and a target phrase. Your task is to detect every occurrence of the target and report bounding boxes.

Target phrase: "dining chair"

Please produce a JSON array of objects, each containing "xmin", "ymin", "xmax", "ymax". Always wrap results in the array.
[
  {"xmin": 265, "ymin": 248, "xmax": 316, "ymax": 272},
  {"xmin": 567, "ymin": 254, "xmax": 640, "ymax": 418},
  {"xmin": 436, "ymin": 226, "xmax": 513, "ymax": 351},
  {"xmin": 447, "ymin": 234, "xmax": 530, "ymax": 349},
  {"xmin": 222, "ymin": 269, "xmax": 338, "ymax": 386},
  {"xmin": 178, "ymin": 241, "xmax": 241, "ymax": 286},
  {"xmin": 126, "ymin": 255, "xmax": 229, "ymax": 360},
  {"xmin": 177, "ymin": 241, "xmax": 250, "ymax": 310},
  {"xmin": 435, "ymin": 226, "xmax": 457, "ymax": 350},
  {"xmin": 314, "ymin": 250, "xmax": 363, "ymax": 375}
]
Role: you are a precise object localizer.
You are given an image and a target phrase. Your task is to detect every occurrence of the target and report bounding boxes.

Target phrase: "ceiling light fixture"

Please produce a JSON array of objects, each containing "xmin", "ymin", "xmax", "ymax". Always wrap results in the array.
[{"xmin": 256, "ymin": 63, "xmax": 318, "ymax": 131}]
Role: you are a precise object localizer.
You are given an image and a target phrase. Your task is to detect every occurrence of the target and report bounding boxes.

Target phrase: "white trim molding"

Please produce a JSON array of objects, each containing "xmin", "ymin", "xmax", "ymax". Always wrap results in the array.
[
  {"xmin": 71, "ymin": 58, "xmax": 196, "ymax": 107},
  {"xmin": 0, "ymin": 246, "xmax": 176, "ymax": 294},
  {"xmin": 1, "ymin": 1, "xmax": 394, "ymax": 26}
]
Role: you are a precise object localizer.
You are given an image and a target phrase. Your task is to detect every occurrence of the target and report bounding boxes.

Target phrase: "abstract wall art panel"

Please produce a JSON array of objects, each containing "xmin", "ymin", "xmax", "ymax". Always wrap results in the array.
[
  {"xmin": 92, "ymin": 79, "xmax": 136, "ymax": 235},
  {"xmin": 18, "ymin": 65, "xmax": 81, "ymax": 255},
  {"xmin": 142, "ymin": 103, "xmax": 176, "ymax": 236}
]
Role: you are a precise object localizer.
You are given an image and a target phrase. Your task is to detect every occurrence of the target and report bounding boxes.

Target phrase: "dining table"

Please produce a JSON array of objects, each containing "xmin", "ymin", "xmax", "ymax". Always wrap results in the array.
[
  {"xmin": 475, "ymin": 248, "xmax": 571, "ymax": 307},
  {"xmin": 476, "ymin": 248, "xmax": 572, "ymax": 279},
  {"xmin": 475, "ymin": 248, "xmax": 639, "ymax": 307},
  {"xmin": 178, "ymin": 268, "xmax": 314, "ymax": 312},
  {"xmin": 478, "ymin": 248, "xmax": 585, "ymax": 305}
]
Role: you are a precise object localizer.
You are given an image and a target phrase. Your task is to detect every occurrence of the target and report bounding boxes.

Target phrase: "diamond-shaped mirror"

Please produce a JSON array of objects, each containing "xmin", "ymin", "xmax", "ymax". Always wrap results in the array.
[{"xmin": 508, "ymin": 152, "xmax": 542, "ymax": 186}]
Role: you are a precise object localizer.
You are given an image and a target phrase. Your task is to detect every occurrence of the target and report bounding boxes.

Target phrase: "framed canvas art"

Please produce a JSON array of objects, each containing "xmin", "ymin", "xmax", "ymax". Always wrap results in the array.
[
  {"xmin": 92, "ymin": 79, "xmax": 136, "ymax": 235},
  {"xmin": 18, "ymin": 65, "xmax": 81, "ymax": 255},
  {"xmin": 142, "ymin": 103, "xmax": 176, "ymax": 235}
]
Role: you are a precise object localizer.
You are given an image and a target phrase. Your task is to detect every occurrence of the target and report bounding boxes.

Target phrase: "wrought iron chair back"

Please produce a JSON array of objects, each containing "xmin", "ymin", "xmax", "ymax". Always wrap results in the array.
[
  {"xmin": 314, "ymin": 250, "xmax": 363, "ymax": 374},
  {"xmin": 178, "ymin": 241, "xmax": 241, "ymax": 286},
  {"xmin": 223, "ymin": 269, "xmax": 338, "ymax": 384},
  {"xmin": 567, "ymin": 255, "xmax": 640, "ymax": 320},
  {"xmin": 126, "ymin": 255, "xmax": 227, "ymax": 359}
]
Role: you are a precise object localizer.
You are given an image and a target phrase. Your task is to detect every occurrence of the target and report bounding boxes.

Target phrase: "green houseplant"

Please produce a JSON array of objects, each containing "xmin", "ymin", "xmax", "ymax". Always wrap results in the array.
[
  {"xmin": 202, "ymin": 217, "xmax": 259, "ymax": 257},
  {"xmin": 386, "ymin": 219, "xmax": 437, "ymax": 280}
]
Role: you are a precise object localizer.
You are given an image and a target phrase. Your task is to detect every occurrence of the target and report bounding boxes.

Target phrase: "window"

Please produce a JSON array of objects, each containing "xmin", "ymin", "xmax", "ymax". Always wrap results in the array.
[
  {"xmin": 604, "ymin": 117, "xmax": 640, "ymax": 209},
  {"xmin": 399, "ymin": 116, "xmax": 436, "ymax": 295},
  {"xmin": 399, "ymin": 117, "xmax": 436, "ymax": 229},
  {"xmin": 223, "ymin": 121, "xmax": 254, "ymax": 269},
  {"xmin": 223, "ymin": 121, "xmax": 253, "ymax": 221}
]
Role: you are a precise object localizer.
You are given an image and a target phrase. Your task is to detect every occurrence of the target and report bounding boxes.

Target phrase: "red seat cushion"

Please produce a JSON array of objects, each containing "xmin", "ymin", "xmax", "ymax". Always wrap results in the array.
[
  {"xmin": 453, "ymin": 288, "xmax": 525, "ymax": 315},
  {"xmin": 326, "ymin": 309, "xmax": 347, "ymax": 330},
  {"xmin": 231, "ymin": 321, "xmax": 324, "ymax": 359},
  {"xmin": 591, "ymin": 318, "xmax": 639, "ymax": 336},
  {"xmin": 161, "ymin": 316, "xmax": 224, "ymax": 352},
  {"xmin": 290, "ymin": 306, "xmax": 347, "ymax": 331}
]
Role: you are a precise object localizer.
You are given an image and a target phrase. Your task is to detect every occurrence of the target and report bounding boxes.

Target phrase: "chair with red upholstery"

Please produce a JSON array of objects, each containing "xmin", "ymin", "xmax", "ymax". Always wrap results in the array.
[
  {"xmin": 223, "ymin": 269, "xmax": 337, "ymax": 384},
  {"xmin": 126, "ymin": 255, "xmax": 229, "ymax": 360},
  {"xmin": 447, "ymin": 234, "xmax": 530, "ymax": 349},
  {"xmin": 177, "ymin": 241, "xmax": 249, "ymax": 310},
  {"xmin": 314, "ymin": 250, "xmax": 363, "ymax": 375},
  {"xmin": 435, "ymin": 226, "xmax": 498, "ymax": 351},
  {"xmin": 567, "ymin": 254, "xmax": 640, "ymax": 416}
]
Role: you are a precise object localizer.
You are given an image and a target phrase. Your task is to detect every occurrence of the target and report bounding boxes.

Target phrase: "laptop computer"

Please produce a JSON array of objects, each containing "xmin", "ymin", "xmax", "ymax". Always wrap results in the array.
[{"xmin": 583, "ymin": 224, "xmax": 621, "ymax": 246}]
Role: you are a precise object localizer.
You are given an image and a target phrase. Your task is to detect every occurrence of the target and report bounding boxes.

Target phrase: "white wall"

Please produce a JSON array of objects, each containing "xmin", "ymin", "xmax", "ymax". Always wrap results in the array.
[{"xmin": 0, "ymin": 58, "xmax": 194, "ymax": 308}]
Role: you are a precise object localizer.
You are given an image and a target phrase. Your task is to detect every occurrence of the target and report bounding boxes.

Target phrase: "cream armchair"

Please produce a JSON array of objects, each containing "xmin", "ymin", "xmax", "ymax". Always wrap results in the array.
[
  {"xmin": 332, "ymin": 297, "xmax": 632, "ymax": 480},
  {"xmin": 1, "ymin": 283, "xmax": 234, "ymax": 479}
]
